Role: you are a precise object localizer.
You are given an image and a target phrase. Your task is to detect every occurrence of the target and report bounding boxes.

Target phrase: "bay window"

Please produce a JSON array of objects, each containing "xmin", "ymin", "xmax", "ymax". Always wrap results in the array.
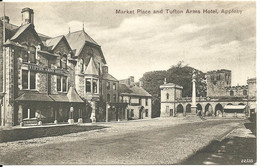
[
  {"xmin": 86, "ymin": 79, "xmax": 91, "ymax": 93},
  {"xmin": 93, "ymin": 79, "xmax": 98, "ymax": 94}
]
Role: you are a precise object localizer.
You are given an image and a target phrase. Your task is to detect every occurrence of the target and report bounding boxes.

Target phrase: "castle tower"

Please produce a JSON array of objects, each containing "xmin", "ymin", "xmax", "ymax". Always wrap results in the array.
[{"xmin": 206, "ymin": 69, "xmax": 231, "ymax": 97}]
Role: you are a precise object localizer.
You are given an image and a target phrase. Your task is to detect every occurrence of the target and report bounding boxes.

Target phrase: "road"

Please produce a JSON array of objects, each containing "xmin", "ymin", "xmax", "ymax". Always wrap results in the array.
[{"xmin": 0, "ymin": 118, "xmax": 248, "ymax": 165}]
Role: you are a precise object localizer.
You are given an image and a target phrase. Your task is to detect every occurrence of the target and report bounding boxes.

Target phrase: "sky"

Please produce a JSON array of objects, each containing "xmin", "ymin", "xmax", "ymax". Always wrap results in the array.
[{"xmin": 0, "ymin": 1, "xmax": 256, "ymax": 85}]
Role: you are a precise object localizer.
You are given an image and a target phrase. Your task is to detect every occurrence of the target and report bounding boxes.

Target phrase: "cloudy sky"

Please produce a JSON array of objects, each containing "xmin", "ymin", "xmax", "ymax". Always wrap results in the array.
[{"xmin": 0, "ymin": 1, "xmax": 256, "ymax": 85}]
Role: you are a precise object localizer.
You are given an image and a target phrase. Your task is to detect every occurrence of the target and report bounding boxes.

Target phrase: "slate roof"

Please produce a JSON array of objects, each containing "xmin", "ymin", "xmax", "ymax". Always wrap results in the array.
[
  {"xmin": 67, "ymin": 87, "xmax": 84, "ymax": 103},
  {"xmin": 65, "ymin": 30, "xmax": 99, "ymax": 57},
  {"xmin": 119, "ymin": 84, "xmax": 152, "ymax": 97},
  {"xmin": 85, "ymin": 57, "xmax": 99, "ymax": 75},
  {"xmin": 10, "ymin": 23, "xmax": 31, "ymax": 40},
  {"xmin": 15, "ymin": 92, "xmax": 53, "ymax": 102},
  {"xmin": 102, "ymin": 73, "xmax": 118, "ymax": 81},
  {"xmin": 45, "ymin": 35, "xmax": 63, "ymax": 50}
]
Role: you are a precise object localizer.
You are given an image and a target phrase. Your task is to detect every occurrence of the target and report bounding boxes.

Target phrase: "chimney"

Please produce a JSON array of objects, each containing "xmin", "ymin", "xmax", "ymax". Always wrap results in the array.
[
  {"xmin": 1, "ymin": 16, "xmax": 10, "ymax": 23},
  {"xmin": 164, "ymin": 78, "xmax": 167, "ymax": 84},
  {"xmin": 21, "ymin": 8, "xmax": 34, "ymax": 25},
  {"xmin": 129, "ymin": 76, "xmax": 134, "ymax": 86},
  {"xmin": 102, "ymin": 65, "xmax": 108, "ymax": 73},
  {"xmin": 139, "ymin": 81, "xmax": 143, "ymax": 87}
]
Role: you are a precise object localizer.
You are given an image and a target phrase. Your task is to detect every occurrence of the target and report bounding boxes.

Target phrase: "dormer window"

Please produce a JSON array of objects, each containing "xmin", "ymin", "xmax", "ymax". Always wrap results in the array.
[
  {"xmin": 29, "ymin": 46, "xmax": 36, "ymax": 63},
  {"xmin": 61, "ymin": 54, "xmax": 67, "ymax": 69}
]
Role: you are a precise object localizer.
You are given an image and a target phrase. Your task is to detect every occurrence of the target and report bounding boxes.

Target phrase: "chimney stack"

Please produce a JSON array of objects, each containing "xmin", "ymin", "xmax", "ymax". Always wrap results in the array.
[
  {"xmin": 1, "ymin": 16, "xmax": 10, "ymax": 23},
  {"xmin": 102, "ymin": 65, "xmax": 108, "ymax": 73},
  {"xmin": 21, "ymin": 8, "xmax": 34, "ymax": 25}
]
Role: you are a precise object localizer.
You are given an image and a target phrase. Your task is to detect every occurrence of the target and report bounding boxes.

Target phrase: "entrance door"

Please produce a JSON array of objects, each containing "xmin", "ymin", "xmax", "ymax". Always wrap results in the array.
[{"xmin": 170, "ymin": 109, "xmax": 173, "ymax": 116}]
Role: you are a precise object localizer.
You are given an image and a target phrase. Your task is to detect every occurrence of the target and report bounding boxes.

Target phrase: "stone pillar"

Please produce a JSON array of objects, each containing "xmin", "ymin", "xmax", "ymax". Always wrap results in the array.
[
  {"xmin": 78, "ymin": 109, "xmax": 83, "ymax": 123},
  {"xmin": 90, "ymin": 101, "xmax": 96, "ymax": 123},
  {"xmin": 54, "ymin": 109, "xmax": 58, "ymax": 124},
  {"xmin": 125, "ymin": 108, "xmax": 128, "ymax": 120},
  {"xmin": 68, "ymin": 106, "xmax": 74, "ymax": 124},
  {"xmin": 28, "ymin": 108, "xmax": 30, "ymax": 119},
  {"xmin": 190, "ymin": 70, "xmax": 197, "ymax": 115},
  {"xmin": 106, "ymin": 102, "xmax": 109, "ymax": 122}
]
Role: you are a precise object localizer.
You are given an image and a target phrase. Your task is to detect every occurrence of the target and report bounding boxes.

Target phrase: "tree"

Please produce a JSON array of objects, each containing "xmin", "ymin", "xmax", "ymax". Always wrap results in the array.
[{"xmin": 140, "ymin": 61, "xmax": 207, "ymax": 118}]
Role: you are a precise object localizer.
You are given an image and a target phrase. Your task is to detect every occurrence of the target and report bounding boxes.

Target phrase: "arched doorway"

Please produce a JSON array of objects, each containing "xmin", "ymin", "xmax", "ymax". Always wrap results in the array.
[
  {"xmin": 205, "ymin": 103, "xmax": 213, "ymax": 116},
  {"xmin": 176, "ymin": 104, "xmax": 184, "ymax": 116},
  {"xmin": 196, "ymin": 104, "xmax": 202, "ymax": 116},
  {"xmin": 215, "ymin": 103, "xmax": 223, "ymax": 116},
  {"xmin": 186, "ymin": 104, "xmax": 191, "ymax": 113}
]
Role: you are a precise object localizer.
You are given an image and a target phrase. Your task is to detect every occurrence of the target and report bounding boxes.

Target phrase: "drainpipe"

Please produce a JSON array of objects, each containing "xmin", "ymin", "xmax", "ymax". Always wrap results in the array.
[{"xmin": 2, "ymin": 3, "xmax": 6, "ymax": 126}]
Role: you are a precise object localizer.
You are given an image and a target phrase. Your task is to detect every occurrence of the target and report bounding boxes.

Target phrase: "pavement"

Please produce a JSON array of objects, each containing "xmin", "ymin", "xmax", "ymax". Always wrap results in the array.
[
  {"xmin": 181, "ymin": 121, "xmax": 256, "ymax": 165},
  {"xmin": 0, "ymin": 117, "xmax": 252, "ymax": 165}
]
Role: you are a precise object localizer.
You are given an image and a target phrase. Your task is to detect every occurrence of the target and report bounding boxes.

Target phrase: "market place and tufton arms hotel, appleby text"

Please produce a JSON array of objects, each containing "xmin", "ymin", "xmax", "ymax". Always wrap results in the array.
[{"xmin": 115, "ymin": 9, "xmax": 243, "ymax": 15}]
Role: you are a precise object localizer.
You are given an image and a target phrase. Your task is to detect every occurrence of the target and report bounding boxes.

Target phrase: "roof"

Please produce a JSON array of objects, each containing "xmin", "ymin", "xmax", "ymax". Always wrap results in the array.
[
  {"xmin": 45, "ymin": 35, "xmax": 64, "ymax": 50},
  {"xmin": 102, "ymin": 73, "xmax": 118, "ymax": 81},
  {"xmin": 15, "ymin": 92, "xmax": 53, "ymax": 102},
  {"xmin": 10, "ymin": 23, "xmax": 31, "ymax": 40},
  {"xmin": 67, "ymin": 87, "xmax": 84, "ymax": 103},
  {"xmin": 160, "ymin": 83, "xmax": 183, "ymax": 89},
  {"xmin": 85, "ymin": 57, "xmax": 99, "ymax": 75},
  {"xmin": 65, "ymin": 30, "xmax": 99, "ymax": 57},
  {"xmin": 49, "ymin": 94, "xmax": 69, "ymax": 102},
  {"xmin": 119, "ymin": 84, "xmax": 152, "ymax": 97},
  {"xmin": 224, "ymin": 105, "xmax": 246, "ymax": 110}
]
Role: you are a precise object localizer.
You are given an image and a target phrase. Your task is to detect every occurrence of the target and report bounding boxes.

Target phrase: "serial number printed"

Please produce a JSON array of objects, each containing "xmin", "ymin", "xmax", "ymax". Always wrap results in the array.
[{"xmin": 241, "ymin": 159, "xmax": 254, "ymax": 163}]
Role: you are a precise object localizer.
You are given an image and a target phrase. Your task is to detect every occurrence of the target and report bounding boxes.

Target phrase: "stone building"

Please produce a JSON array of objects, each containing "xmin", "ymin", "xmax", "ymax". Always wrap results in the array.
[
  {"xmin": 119, "ymin": 76, "xmax": 152, "ymax": 119},
  {"xmin": 160, "ymin": 69, "xmax": 257, "ymax": 118},
  {"xmin": 0, "ymin": 8, "xmax": 126, "ymax": 126}
]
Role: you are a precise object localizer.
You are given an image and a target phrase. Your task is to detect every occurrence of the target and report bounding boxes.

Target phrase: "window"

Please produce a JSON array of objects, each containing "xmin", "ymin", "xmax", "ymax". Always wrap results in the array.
[
  {"xmin": 22, "ymin": 70, "xmax": 36, "ymax": 90},
  {"xmin": 93, "ymin": 79, "xmax": 98, "ymax": 94},
  {"xmin": 107, "ymin": 94, "xmax": 110, "ymax": 102},
  {"xmin": 57, "ymin": 76, "xmax": 61, "ymax": 92},
  {"xmin": 57, "ymin": 76, "xmax": 67, "ymax": 92},
  {"xmin": 113, "ymin": 94, "xmax": 117, "ymax": 102},
  {"xmin": 86, "ymin": 78, "xmax": 91, "ymax": 93},
  {"xmin": 61, "ymin": 55, "xmax": 67, "ymax": 69},
  {"xmin": 107, "ymin": 82, "xmax": 110, "ymax": 90},
  {"xmin": 139, "ymin": 98, "xmax": 142, "ymax": 105},
  {"xmin": 22, "ymin": 47, "xmax": 28, "ymax": 63},
  {"xmin": 29, "ymin": 46, "xmax": 36, "ymax": 63},
  {"xmin": 230, "ymin": 90, "xmax": 234, "ymax": 96},
  {"xmin": 113, "ymin": 83, "xmax": 116, "ymax": 90},
  {"xmin": 145, "ymin": 98, "xmax": 148, "ymax": 106},
  {"xmin": 166, "ymin": 93, "xmax": 169, "ymax": 100},
  {"xmin": 80, "ymin": 58, "xmax": 84, "ymax": 73},
  {"xmin": 243, "ymin": 90, "xmax": 247, "ymax": 96},
  {"xmin": 30, "ymin": 71, "xmax": 36, "ymax": 89},
  {"xmin": 22, "ymin": 70, "xmax": 28, "ymax": 89},
  {"xmin": 62, "ymin": 77, "xmax": 67, "ymax": 92}
]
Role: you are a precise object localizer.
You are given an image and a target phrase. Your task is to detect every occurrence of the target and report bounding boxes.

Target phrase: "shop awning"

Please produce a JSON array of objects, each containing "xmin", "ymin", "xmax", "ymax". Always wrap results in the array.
[
  {"xmin": 49, "ymin": 94, "xmax": 69, "ymax": 102},
  {"xmin": 224, "ymin": 105, "xmax": 246, "ymax": 110},
  {"xmin": 67, "ymin": 87, "xmax": 84, "ymax": 103},
  {"xmin": 15, "ymin": 93, "xmax": 54, "ymax": 102}
]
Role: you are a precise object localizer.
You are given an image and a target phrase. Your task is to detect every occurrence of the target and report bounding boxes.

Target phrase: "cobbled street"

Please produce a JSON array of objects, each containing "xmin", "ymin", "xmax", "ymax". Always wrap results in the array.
[{"xmin": 0, "ymin": 117, "xmax": 253, "ymax": 165}]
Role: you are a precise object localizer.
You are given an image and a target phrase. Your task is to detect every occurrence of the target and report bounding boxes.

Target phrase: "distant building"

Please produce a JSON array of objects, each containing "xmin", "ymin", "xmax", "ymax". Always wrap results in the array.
[
  {"xmin": 119, "ymin": 76, "xmax": 152, "ymax": 119},
  {"xmin": 160, "ymin": 69, "xmax": 256, "ymax": 118}
]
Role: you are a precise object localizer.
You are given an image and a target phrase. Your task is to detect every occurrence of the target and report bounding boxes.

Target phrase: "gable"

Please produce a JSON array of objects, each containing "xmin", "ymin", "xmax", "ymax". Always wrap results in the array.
[
  {"xmin": 11, "ymin": 24, "xmax": 42, "ymax": 46},
  {"xmin": 53, "ymin": 37, "xmax": 72, "ymax": 55}
]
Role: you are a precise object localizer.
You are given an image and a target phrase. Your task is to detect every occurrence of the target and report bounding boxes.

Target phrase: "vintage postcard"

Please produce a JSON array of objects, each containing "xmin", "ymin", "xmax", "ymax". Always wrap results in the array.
[{"xmin": 0, "ymin": 0, "xmax": 257, "ymax": 165}]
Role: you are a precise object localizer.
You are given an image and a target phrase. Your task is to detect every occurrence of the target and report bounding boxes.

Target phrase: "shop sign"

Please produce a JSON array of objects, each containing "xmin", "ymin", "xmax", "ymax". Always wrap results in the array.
[{"xmin": 28, "ymin": 65, "xmax": 67, "ymax": 74}]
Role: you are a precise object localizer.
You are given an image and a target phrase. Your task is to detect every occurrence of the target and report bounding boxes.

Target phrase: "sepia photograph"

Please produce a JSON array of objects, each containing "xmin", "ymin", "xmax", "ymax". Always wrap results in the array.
[{"xmin": 0, "ymin": 0, "xmax": 257, "ymax": 165}]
